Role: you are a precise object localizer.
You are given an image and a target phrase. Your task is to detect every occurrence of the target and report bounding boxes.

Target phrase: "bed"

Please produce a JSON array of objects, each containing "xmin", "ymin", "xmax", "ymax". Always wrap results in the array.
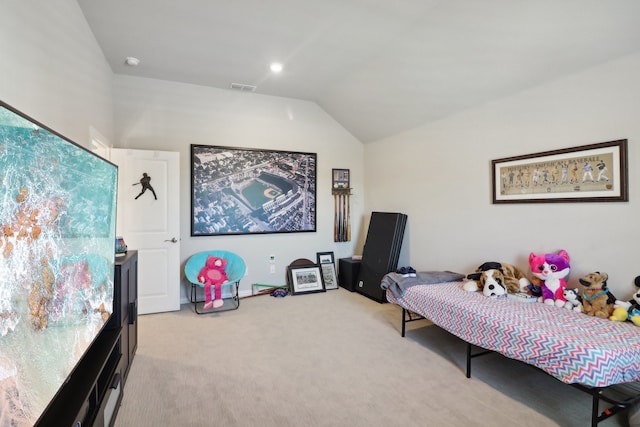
[{"xmin": 385, "ymin": 279, "xmax": 640, "ymax": 426}]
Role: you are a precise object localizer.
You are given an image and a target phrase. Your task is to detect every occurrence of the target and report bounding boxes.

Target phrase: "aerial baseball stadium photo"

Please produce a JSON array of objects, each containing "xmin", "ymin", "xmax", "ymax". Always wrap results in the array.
[{"xmin": 191, "ymin": 145, "xmax": 316, "ymax": 236}]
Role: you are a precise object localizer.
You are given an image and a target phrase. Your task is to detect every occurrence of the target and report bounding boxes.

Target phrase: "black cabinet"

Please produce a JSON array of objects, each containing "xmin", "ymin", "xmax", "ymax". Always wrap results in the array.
[
  {"xmin": 112, "ymin": 250, "xmax": 138, "ymax": 384},
  {"xmin": 35, "ymin": 251, "xmax": 138, "ymax": 427},
  {"xmin": 338, "ymin": 258, "xmax": 361, "ymax": 291},
  {"xmin": 35, "ymin": 328, "xmax": 122, "ymax": 427}
]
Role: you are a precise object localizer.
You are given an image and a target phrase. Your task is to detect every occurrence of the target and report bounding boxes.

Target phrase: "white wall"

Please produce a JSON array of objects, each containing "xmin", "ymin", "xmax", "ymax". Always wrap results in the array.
[
  {"xmin": 112, "ymin": 75, "xmax": 364, "ymax": 300},
  {"xmin": 0, "ymin": 0, "xmax": 114, "ymax": 147},
  {"xmin": 365, "ymin": 52, "xmax": 640, "ymax": 298},
  {"xmin": 6, "ymin": 0, "xmax": 638, "ymax": 302}
]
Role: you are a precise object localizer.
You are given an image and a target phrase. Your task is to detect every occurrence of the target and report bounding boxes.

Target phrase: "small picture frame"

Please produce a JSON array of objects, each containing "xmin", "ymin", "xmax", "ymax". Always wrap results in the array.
[
  {"xmin": 115, "ymin": 236, "xmax": 127, "ymax": 254},
  {"xmin": 316, "ymin": 251, "xmax": 338, "ymax": 290},
  {"xmin": 332, "ymin": 168, "xmax": 350, "ymax": 189},
  {"xmin": 288, "ymin": 264, "xmax": 326, "ymax": 295},
  {"xmin": 316, "ymin": 251, "xmax": 335, "ymax": 265}
]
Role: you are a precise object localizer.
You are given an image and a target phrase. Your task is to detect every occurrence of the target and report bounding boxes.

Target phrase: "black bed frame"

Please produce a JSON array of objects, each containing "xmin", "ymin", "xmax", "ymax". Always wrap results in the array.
[{"xmin": 401, "ymin": 308, "xmax": 640, "ymax": 427}]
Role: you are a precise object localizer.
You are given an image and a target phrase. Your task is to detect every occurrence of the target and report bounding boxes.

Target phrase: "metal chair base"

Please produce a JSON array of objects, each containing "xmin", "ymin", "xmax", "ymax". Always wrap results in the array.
[{"xmin": 189, "ymin": 281, "xmax": 240, "ymax": 314}]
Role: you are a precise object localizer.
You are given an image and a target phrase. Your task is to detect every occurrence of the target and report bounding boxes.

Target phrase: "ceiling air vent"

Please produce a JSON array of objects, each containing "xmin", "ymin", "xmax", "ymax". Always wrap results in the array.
[{"xmin": 230, "ymin": 82, "xmax": 257, "ymax": 92}]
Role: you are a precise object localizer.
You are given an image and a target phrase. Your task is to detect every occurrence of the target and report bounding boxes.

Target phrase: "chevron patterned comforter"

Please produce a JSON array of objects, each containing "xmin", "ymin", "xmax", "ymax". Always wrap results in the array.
[{"xmin": 387, "ymin": 280, "xmax": 640, "ymax": 387}]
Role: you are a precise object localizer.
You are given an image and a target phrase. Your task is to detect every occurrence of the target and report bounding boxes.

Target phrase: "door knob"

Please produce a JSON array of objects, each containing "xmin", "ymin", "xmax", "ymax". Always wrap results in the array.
[{"xmin": 164, "ymin": 237, "xmax": 178, "ymax": 243}]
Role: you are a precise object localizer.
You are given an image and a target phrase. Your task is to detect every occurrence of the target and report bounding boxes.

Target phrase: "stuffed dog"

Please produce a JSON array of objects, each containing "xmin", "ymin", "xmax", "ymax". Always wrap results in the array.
[
  {"xmin": 579, "ymin": 272, "xmax": 616, "ymax": 319},
  {"xmin": 463, "ymin": 262, "xmax": 530, "ymax": 297}
]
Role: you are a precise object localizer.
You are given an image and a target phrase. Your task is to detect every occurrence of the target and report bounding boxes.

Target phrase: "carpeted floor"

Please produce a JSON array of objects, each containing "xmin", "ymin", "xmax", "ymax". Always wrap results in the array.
[{"xmin": 114, "ymin": 288, "xmax": 629, "ymax": 426}]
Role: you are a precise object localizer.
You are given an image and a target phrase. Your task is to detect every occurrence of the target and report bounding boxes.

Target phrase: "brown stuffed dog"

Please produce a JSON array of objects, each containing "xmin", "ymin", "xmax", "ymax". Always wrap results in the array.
[
  {"xmin": 463, "ymin": 262, "xmax": 530, "ymax": 297},
  {"xmin": 579, "ymin": 272, "xmax": 617, "ymax": 319}
]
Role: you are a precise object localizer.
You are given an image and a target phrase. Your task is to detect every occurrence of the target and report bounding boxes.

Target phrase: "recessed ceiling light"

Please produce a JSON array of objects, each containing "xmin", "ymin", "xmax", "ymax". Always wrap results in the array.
[
  {"xmin": 270, "ymin": 62, "xmax": 283, "ymax": 73},
  {"xmin": 125, "ymin": 57, "xmax": 140, "ymax": 67}
]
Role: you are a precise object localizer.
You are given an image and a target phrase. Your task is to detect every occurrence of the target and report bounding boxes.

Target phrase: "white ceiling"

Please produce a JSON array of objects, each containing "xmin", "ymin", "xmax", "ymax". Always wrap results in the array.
[{"xmin": 77, "ymin": 0, "xmax": 640, "ymax": 143}]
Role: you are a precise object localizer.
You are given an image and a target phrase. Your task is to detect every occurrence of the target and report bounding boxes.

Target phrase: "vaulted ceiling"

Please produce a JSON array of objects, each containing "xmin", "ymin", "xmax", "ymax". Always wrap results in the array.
[{"xmin": 77, "ymin": 0, "xmax": 640, "ymax": 143}]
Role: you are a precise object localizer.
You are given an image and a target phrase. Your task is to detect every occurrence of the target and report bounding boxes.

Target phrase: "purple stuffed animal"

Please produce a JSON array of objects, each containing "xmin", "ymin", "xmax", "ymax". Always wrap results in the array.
[{"xmin": 529, "ymin": 249, "xmax": 571, "ymax": 307}]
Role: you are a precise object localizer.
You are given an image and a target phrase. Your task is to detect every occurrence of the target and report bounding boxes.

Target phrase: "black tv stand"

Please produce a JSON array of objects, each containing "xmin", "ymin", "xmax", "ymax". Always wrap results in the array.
[{"xmin": 35, "ymin": 251, "xmax": 138, "ymax": 427}]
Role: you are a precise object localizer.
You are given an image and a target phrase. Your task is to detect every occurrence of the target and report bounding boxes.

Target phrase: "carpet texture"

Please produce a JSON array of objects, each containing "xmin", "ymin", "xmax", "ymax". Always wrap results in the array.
[{"xmin": 114, "ymin": 288, "xmax": 628, "ymax": 426}]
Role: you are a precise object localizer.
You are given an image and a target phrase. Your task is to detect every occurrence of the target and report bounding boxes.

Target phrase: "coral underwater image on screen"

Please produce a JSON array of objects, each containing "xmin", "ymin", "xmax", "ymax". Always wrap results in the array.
[{"xmin": 0, "ymin": 102, "xmax": 117, "ymax": 425}]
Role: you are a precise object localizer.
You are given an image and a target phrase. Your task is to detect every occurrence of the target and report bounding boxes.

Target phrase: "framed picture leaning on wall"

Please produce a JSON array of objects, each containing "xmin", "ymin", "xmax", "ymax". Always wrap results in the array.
[
  {"xmin": 316, "ymin": 251, "xmax": 338, "ymax": 290},
  {"xmin": 288, "ymin": 264, "xmax": 326, "ymax": 295}
]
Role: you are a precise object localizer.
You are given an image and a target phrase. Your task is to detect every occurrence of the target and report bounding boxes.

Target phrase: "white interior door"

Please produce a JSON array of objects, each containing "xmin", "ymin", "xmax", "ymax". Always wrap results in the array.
[{"xmin": 110, "ymin": 148, "xmax": 180, "ymax": 314}]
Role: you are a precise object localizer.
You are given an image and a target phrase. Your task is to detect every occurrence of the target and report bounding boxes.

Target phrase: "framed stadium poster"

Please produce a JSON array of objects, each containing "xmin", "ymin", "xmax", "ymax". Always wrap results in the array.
[{"xmin": 191, "ymin": 144, "xmax": 317, "ymax": 236}]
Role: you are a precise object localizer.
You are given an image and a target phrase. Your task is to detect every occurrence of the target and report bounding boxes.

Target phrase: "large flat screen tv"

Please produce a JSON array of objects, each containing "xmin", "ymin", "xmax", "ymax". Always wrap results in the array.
[{"xmin": 0, "ymin": 101, "xmax": 118, "ymax": 426}]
